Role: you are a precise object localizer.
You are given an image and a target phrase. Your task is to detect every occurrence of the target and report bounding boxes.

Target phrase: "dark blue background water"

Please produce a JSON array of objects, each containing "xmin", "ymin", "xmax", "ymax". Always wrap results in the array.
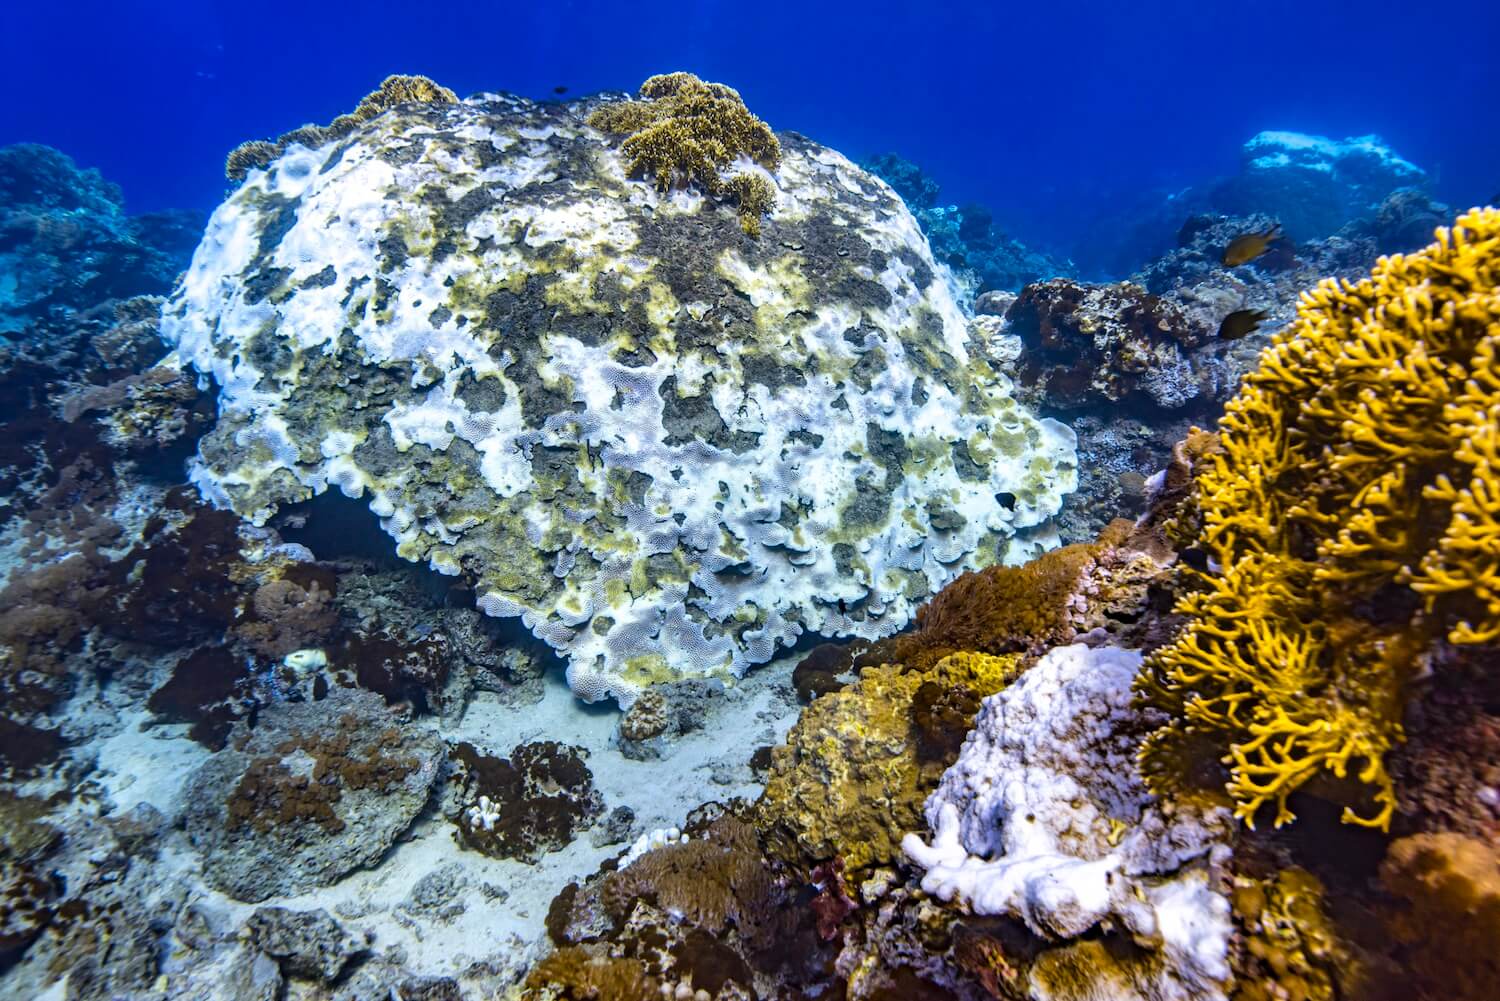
[{"xmin": 5, "ymin": 0, "xmax": 1497, "ymax": 265}]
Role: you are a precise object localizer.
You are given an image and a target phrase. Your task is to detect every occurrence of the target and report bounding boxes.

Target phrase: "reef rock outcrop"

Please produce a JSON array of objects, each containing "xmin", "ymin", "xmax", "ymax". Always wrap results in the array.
[
  {"xmin": 181, "ymin": 687, "xmax": 444, "ymax": 902},
  {"xmin": 162, "ymin": 86, "xmax": 1077, "ymax": 706},
  {"xmin": 1004, "ymin": 278, "xmax": 1211, "ymax": 411}
]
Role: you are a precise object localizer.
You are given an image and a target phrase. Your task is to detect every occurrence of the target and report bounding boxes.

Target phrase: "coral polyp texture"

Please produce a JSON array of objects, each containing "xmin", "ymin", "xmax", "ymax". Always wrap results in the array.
[
  {"xmin": 1135, "ymin": 206, "xmax": 1500, "ymax": 830},
  {"xmin": 162, "ymin": 84, "xmax": 1077, "ymax": 706}
]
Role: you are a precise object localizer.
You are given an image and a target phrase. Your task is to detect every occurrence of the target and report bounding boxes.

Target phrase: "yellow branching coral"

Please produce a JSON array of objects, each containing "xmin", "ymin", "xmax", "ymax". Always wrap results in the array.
[
  {"xmin": 589, "ymin": 71, "xmax": 780, "ymax": 236},
  {"xmin": 225, "ymin": 74, "xmax": 458, "ymax": 181},
  {"xmin": 1136, "ymin": 207, "xmax": 1500, "ymax": 831}
]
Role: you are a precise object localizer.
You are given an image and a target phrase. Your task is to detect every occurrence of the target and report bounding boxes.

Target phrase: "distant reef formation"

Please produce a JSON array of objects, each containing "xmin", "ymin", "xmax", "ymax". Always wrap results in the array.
[
  {"xmin": 0, "ymin": 144, "xmax": 199, "ymax": 338},
  {"xmin": 862, "ymin": 151, "xmax": 1072, "ymax": 294},
  {"xmin": 1075, "ymin": 129, "xmax": 1440, "ymax": 279},
  {"xmin": 162, "ymin": 74, "xmax": 1077, "ymax": 707}
]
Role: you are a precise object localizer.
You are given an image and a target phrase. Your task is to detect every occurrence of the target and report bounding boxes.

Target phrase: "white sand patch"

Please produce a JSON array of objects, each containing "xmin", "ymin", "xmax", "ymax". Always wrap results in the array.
[{"xmin": 63, "ymin": 651, "xmax": 803, "ymax": 991}]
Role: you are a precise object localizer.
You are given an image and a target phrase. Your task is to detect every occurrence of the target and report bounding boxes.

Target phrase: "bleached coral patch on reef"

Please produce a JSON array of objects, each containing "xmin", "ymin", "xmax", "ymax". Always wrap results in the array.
[
  {"xmin": 904, "ymin": 643, "xmax": 1234, "ymax": 1001},
  {"xmin": 162, "ymin": 91, "xmax": 1076, "ymax": 705}
]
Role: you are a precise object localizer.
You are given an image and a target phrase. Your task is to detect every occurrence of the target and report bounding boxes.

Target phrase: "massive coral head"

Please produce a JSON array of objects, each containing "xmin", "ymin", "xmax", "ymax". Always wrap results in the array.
[{"xmin": 1136, "ymin": 206, "xmax": 1500, "ymax": 831}]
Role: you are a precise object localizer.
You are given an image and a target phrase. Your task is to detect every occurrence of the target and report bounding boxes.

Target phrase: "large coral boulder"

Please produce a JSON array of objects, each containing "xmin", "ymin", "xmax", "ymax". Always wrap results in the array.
[{"xmin": 162, "ymin": 88, "xmax": 1076, "ymax": 705}]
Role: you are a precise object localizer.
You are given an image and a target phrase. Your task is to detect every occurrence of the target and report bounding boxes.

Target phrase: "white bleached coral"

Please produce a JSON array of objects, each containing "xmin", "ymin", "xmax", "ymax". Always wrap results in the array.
[
  {"xmin": 902, "ymin": 643, "xmax": 1234, "ymax": 1001},
  {"xmin": 161, "ymin": 91, "xmax": 1076, "ymax": 706},
  {"xmin": 466, "ymin": 795, "xmax": 501, "ymax": 832}
]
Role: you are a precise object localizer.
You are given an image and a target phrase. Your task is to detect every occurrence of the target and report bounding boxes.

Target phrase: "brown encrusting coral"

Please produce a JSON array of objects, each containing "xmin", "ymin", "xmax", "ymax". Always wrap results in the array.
[
  {"xmin": 450, "ymin": 741, "xmax": 603, "ymax": 862},
  {"xmin": 233, "ymin": 575, "xmax": 340, "ymax": 661},
  {"xmin": 224, "ymin": 73, "xmax": 459, "ymax": 181},
  {"xmin": 589, "ymin": 71, "xmax": 781, "ymax": 236},
  {"xmin": 854, "ymin": 516, "xmax": 1166, "ymax": 673}
]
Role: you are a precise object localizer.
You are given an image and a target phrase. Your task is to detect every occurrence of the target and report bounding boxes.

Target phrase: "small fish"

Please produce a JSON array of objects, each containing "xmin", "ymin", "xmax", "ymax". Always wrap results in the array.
[
  {"xmin": 1218, "ymin": 307, "xmax": 1270, "ymax": 341},
  {"xmin": 552, "ymin": 85, "xmax": 569, "ymax": 95},
  {"xmin": 1178, "ymin": 547, "xmax": 1210, "ymax": 572},
  {"xmin": 1221, "ymin": 224, "xmax": 1282, "ymax": 267}
]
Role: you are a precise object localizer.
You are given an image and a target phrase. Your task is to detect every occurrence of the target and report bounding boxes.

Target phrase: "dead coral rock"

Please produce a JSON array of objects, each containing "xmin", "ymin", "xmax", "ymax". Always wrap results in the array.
[
  {"xmin": 182, "ymin": 687, "xmax": 443, "ymax": 902},
  {"xmin": 146, "ymin": 646, "xmax": 255, "ymax": 750},
  {"xmin": 1379, "ymin": 832, "xmax": 1500, "ymax": 1000},
  {"xmin": 241, "ymin": 906, "xmax": 368, "ymax": 983},
  {"xmin": 0, "ymin": 859, "xmax": 57, "ymax": 969},
  {"xmin": 1006, "ymin": 277, "xmax": 1212, "ymax": 411},
  {"xmin": 331, "ymin": 568, "xmax": 534, "ymax": 718},
  {"xmin": 5, "ymin": 810, "xmax": 192, "ymax": 1000},
  {"xmin": 618, "ymin": 689, "xmax": 668, "ymax": 743},
  {"xmin": 1391, "ymin": 648, "xmax": 1500, "ymax": 842},
  {"xmin": 450, "ymin": 740, "xmax": 603, "ymax": 862}
]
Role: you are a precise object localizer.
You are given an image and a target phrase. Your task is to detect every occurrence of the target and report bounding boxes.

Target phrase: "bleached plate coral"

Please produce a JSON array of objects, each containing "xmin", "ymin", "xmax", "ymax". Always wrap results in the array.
[{"xmin": 161, "ymin": 89, "xmax": 1076, "ymax": 705}]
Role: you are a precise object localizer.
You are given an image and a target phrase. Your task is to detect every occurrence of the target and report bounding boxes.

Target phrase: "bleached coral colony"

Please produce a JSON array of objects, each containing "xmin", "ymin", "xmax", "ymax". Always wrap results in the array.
[{"xmin": 161, "ymin": 88, "xmax": 1076, "ymax": 704}]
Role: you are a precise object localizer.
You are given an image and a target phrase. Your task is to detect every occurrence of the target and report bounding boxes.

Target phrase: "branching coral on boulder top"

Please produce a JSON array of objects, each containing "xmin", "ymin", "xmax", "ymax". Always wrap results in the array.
[
  {"xmin": 224, "ymin": 74, "xmax": 457, "ymax": 181},
  {"xmin": 1135, "ymin": 206, "xmax": 1500, "ymax": 831},
  {"xmin": 590, "ymin": 71, "xmax": 781, "ymax": 235}
]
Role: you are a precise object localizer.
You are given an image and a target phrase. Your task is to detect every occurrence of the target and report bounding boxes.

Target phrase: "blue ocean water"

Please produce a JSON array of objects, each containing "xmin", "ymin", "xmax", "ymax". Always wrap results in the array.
[{"xmin": 5, "ymin": 0, "xmax": 1498, "ymax": 267}]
